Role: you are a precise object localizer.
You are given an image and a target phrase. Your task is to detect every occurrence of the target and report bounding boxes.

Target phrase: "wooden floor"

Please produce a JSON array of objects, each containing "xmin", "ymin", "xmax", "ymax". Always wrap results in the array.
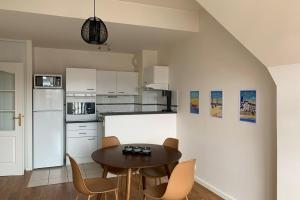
[{"xmin": 0, "ymin": 172, "xmax": 223, "ymax": 200}]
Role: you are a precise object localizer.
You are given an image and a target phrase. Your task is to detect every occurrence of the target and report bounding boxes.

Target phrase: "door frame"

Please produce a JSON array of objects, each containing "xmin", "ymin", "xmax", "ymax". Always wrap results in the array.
[{"xmin": 0, "ymin": 39, "xmax": 33, "ymax": 171}]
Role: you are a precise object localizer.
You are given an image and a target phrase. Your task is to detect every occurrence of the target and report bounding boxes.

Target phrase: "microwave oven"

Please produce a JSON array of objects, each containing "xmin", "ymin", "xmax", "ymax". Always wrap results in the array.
[{"xmin": 34, "ymin": 74, "xmax": 62, "ymax": 89}]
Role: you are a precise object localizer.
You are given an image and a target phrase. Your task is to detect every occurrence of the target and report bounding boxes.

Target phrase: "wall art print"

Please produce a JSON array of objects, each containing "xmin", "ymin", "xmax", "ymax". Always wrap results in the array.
[
  {"xmin": 190, "ymin": 91, "xmax": 199, "ymax": 114},
  {"xmin": 240, "ymin": 90, "xmax": 256, "ymax": 123},
  {"xmin": 210, "ymin": 91, "xmax": 223, "ymax": 118}
]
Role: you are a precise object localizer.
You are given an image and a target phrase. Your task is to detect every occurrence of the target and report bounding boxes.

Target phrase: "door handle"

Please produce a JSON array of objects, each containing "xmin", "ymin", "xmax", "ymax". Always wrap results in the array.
[{"xmin": 13, "ymin": 113, "xmax": 22, "ymax": 126}]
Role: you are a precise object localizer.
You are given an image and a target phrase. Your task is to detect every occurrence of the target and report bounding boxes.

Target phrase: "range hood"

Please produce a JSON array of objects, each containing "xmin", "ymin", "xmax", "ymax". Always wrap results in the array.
[
  {"xmin": 144, "ymin": 83, "xmax": 169, "ymax": 90},
  {"xmin": 144, "ymin": 66, "xmax": 169, "ymax": 90}
]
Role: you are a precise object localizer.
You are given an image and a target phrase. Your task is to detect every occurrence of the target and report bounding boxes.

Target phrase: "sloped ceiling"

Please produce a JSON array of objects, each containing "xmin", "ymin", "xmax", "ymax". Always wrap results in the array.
[
  {"xmin": 195, "ymin": 0, "xmax": 300, "ymax": 67},
  {"xmin": 120, "ymin": 0, "xmax": 200, "ymax": 11}
]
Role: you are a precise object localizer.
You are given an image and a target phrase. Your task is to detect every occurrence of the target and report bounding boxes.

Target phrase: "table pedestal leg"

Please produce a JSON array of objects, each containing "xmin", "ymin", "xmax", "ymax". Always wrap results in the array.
[
  {"xmin": 102, "ymin": 166, "xmax": 108, "ymax": 178},
  {"xmin": 164, "ymin": 164, "xmax": 171, "ymax": 178},
  {"xmin": 142, "ymin": 175, "xmax": 146, "ymax": 189},
  {"xmin": 126, "ymin": 168, "xmax": 132, "ymax": 200}
]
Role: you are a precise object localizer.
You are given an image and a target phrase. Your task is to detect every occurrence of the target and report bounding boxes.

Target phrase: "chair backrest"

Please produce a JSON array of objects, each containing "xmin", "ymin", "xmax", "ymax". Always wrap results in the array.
[
  {"xmin": 67, "ymin": 154, "xmax": 91, "ymax": 195},
  {"xmin": 163, "ymin": 138, "xmax": 179, "ymax": 149},
  {"xmin": 102, "ymin": 136, "xmax": 121, "ymax": 148},
  {"xmin": 162, "ymin": 159, "xmax": 196, "ymax": 200}
]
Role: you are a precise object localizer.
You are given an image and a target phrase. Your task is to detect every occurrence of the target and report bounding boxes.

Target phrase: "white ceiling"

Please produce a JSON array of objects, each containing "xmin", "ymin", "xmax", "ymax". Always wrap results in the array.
[
  {"xmin": 0, "ymin": 10, "xmax": 197, "ymax": 53},
  {"xmin": 120, "ymin": 0, "xmax": 200, "ymax": 11}
]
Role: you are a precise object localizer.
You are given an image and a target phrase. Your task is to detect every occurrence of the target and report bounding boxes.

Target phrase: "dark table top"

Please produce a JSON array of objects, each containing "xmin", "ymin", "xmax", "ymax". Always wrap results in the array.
[{"xmin": 91, "ymin": 144, "xmax": 182, "ymax": 169}]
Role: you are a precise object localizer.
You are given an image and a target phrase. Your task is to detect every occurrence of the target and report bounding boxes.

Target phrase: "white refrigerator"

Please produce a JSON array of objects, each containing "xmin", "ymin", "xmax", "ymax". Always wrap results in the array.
[{"xmin": 33, "ymin": 89, "xmax": 64, "ymax": 169}]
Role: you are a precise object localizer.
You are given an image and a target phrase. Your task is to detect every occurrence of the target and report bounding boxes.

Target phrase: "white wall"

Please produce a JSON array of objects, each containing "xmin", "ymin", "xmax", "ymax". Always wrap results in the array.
[
  {"xmin": 268, "ymin": 64, "xmax": 300, "ymax": 200},
  {"xmin": 158, "ymin": 7, "xmax": 276, "ymax": 200},
  {"xmin": 33, "ymin": 47, "xmax": 135, "ymax": 75}
]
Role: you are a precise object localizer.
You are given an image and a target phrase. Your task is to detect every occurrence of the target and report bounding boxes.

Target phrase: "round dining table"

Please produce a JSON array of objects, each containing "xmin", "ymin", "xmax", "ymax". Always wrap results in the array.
[{"xmin": 91, "ymin": 144, "xmax": 182, "ymax": 200}]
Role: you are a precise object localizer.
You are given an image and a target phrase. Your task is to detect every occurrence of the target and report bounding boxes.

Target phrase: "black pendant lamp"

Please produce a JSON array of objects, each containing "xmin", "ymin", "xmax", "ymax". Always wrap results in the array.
[{"xmin": 81, "ymin": 0, "xmax": 108, "ymax": 45}]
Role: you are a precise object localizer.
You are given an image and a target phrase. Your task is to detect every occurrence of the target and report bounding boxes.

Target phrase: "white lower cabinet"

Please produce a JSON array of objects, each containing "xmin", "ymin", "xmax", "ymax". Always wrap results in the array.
[{"xmin": 66, "ymin": 122, "xmax": 98, "ymax": 164}]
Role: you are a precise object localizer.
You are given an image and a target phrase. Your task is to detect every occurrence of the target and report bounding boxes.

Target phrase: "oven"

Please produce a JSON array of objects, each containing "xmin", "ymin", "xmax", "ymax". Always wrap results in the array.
[{"xmin": 66, "ymin": 97, "xmax": 96, "ymax": 121}]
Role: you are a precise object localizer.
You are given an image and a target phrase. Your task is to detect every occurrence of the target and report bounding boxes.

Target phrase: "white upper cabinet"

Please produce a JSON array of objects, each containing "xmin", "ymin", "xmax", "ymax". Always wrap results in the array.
[
  {"xmin": 66, "ymin": 68, "xmax": 96, "ymax": 93},
  {"xmin": 117, "ymin": 72, "xmax": 138, "ymax": 95},
  {"xmin": 96, "ymin": 71, "xmax": 117, "ymax": 95},
  {"xmin": 96, "ymin": 71, "xmax": 138, "ymax": 95}
]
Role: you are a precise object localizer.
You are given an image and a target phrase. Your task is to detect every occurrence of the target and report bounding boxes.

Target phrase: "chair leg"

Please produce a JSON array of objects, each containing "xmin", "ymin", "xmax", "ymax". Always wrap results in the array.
[
  {"xmin": 104, "ymin": 193, "xmax": 107, "ymax": 200},
  {"xmin": 143, "ymin": 195, "xmax": 147, "ymax": 200},
  {"xmin": 87, "ymin": 195, "xmax": 91, "ymax": 200},
  {"xmin": 115, "ymin": 189, "xmax": 119, "ymax": 200},
  {"xmin": 117, "ymin": 175, "xmax": 121, "ymax": 195},
  {"xmin": 159, "ymin": 178, "xmax": 162, "ymax": 185},
  {"xmin": 185, "ymin": 196, "xmax": 189, "ymax": 200},
  {"xmin": 75, "ymin": 194, "xmax": 79, "ymax": 200},
  {"xmin": 138, "ymin": 174, "xmax": 144, "ymax": 200}
]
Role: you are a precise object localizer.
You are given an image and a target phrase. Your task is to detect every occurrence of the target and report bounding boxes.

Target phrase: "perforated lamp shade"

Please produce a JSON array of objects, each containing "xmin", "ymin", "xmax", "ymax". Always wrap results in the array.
[{"xmin": 81, "ymin": 17, "xmax": 108, "ymax": 45}]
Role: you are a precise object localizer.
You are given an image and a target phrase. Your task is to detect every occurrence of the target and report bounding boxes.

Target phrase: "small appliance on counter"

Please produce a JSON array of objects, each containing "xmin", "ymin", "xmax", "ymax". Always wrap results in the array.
[
  {"xmin": 34, "ymin": 74, "xmax": 62, "ymax": 89},
  {"xmin": 162, "ymin": 90, "xmax": 173, "ymax": 112}
]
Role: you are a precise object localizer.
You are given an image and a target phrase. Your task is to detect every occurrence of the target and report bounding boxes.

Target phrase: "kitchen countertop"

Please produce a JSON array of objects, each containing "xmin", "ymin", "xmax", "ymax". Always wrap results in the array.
[{"xmin": 101, "ymin": 111, "xmax": 177, "ymax": 116}]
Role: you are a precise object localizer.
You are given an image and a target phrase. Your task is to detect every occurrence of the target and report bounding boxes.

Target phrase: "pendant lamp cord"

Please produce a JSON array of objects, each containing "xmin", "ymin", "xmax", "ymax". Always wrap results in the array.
[{"xmin": 94, "ymin": 0, "xmax": 96, "ymax": 18}]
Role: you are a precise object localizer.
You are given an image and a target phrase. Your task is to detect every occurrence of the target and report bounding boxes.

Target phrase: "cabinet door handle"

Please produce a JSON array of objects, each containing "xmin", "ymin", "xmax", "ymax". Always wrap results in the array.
[
  {"xmin": 79, "ymin": 126, "xmax": 86, "ymax": 128},
  {"xmin": 108, "ymin": 92, "xmax": 115, "ymax": 93},
  {"xmin": 78, "ymin": 132, "xmax": 87, "ymax": 135},
  {"xmin": 88, "ymin": 138, "xmax": 96, "ymax": 140},
  {"xmin": 87, "ymin": 89, "xmax": 94, "ymax": 91},
  {"xmin": 118, "ymin": 92, "xmax": 125, "ymax": 93}
]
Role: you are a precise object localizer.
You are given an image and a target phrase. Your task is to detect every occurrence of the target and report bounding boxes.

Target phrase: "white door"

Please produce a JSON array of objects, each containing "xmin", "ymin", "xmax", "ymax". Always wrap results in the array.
[
  {"xmin": 96, "ymin": 71, "xmax": 117, "ymax": 95},
  {"xmin": 116, "ymin": 72, "xmax": 138, "ymax": 95},
  {"xmin": 0, "ymin": 62, "xmax": 24, "ymax": 176},
  {"xmin": 66, "ymin": 68, "xmax": 96, "ymax": 93},
  {"xmin": 33, "ymin": 111, "xmax": 64, "ymax": 168}
]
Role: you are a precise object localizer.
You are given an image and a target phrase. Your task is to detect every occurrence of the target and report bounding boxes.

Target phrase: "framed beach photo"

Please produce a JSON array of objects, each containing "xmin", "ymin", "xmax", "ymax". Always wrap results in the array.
[
  {"xmin": 190, "ymin": 91, "xmax": 199, "ymax": 114},
  {"xmin": 210, "ymin": 91, "xmax": 223, "ymax": 118},
  {"xmin": 240, "ymin": 90, "xmax": 256, "ymax": 123}
]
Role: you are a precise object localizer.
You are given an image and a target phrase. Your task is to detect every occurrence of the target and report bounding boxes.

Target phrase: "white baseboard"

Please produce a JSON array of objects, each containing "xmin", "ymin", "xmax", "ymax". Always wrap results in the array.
[{"xmin": 195, "ymin": 176, "xmax": 237, "ymax": 200}]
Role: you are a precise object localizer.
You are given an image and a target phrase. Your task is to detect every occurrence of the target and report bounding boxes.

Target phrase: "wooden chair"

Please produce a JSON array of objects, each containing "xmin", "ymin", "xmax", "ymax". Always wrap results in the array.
[
  {"xmin": 143, "ymin": 159, "xmax": 196, "ymax": 200},
  {"xmin": 67, "ymin": 154, "xmax": 118, "ymax": 200},
  {"xmin": 101, "ymin": 136, "xmax": 128, "ymax": 191},
  {"xmin": 140, "ymin": 138, "xmax": 179, "ymax": 186}
]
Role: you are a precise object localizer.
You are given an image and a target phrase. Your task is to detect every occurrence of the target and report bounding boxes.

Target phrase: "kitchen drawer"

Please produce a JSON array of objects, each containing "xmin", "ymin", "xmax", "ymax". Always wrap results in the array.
[
  {"xmin": 66, "ymin": 122, "xmax": 97, "ymax": 131},
  {"xmin": 66, "ymin": 136, "xmax": 98, "ymax": 158},
  {"xmin": 67, "ymin": 129, "xmax": 97, "ymax": 138}
]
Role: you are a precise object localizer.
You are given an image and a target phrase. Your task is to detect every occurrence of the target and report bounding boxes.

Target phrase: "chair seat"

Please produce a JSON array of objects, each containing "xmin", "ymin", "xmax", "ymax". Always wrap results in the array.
[
  {"xmin": 84, "ymin": 177, "xmax": 117, "ymax": 193},
  {"xmin": 140, "ymin": 166, "xmax": 168, "ymax": 178},
  {"xmin": 143, "ymin": 183, "xmax": 168, "ymax": 199}
]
